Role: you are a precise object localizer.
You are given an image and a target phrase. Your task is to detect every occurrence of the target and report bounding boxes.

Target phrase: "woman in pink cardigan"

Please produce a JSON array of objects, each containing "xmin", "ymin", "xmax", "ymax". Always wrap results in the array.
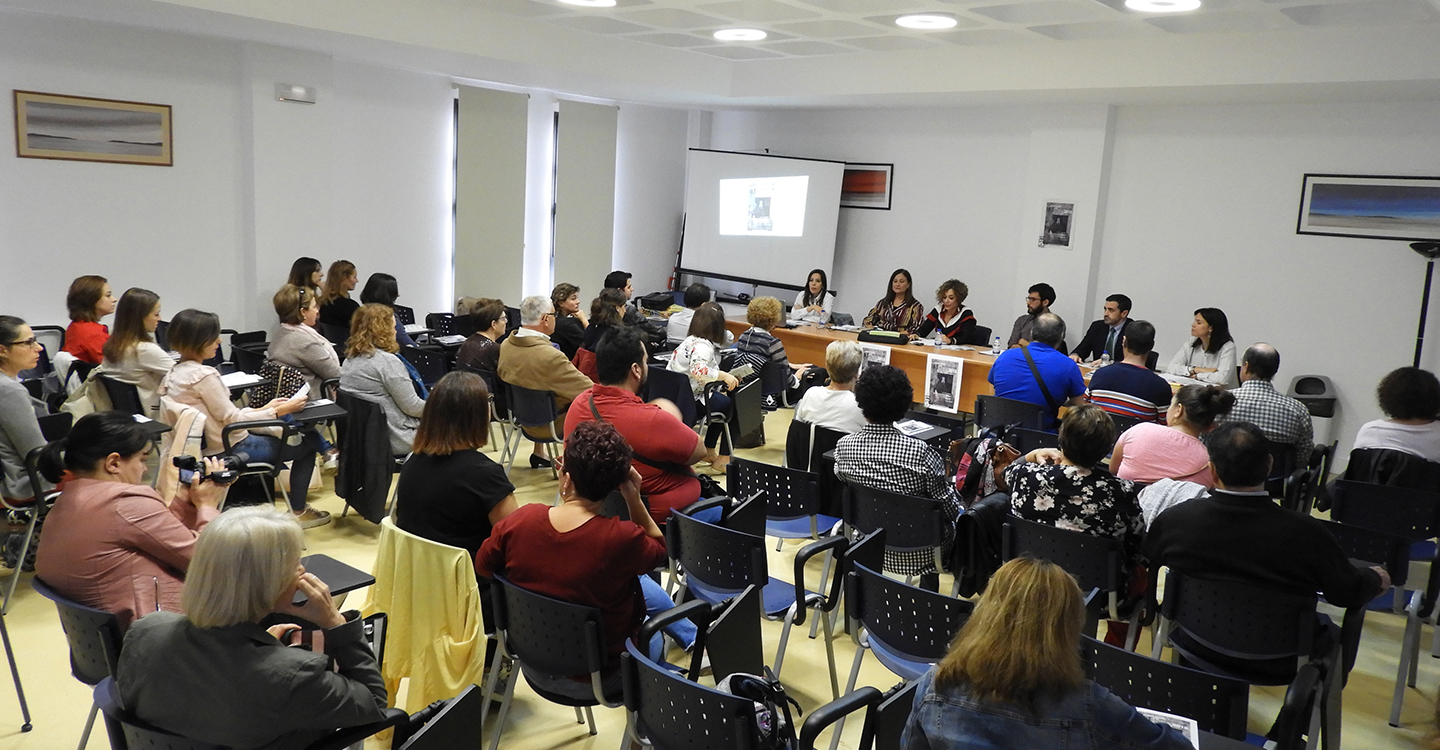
[{"xmin": 33, "ymin": 411, "xmax": 226, "ymax": 630}]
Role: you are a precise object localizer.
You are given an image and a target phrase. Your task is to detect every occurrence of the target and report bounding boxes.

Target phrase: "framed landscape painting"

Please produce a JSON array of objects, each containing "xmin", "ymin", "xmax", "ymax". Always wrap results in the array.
[
  {"xmin": 14, "ymin": 90, "xmax": 172, "ymax": 166},
  {"xmin": 1297, "ymin": 174, "xmax": 1440, "ymax": 241},
  {"xmin": 841, "ymin": 163, "xmax": 893, "ymax": 210}
]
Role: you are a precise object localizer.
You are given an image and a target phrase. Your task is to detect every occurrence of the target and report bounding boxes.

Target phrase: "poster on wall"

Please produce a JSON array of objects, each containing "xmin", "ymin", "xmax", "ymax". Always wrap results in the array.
[
  {"xmin": 924, "ymin": 354, "xmax": 963, "ymax": 414},
  {"xmin": 1296, "ymin": 174, "xmax": 1440, "ymax": 242},
  {"xmin": 1041, "ymin": 202, "xmax": 1074, "ymax": 247},
  {"xmin": 14, "ymin": 90, "xmax": 172, "ymax": 166},
  {"xmin": 840, "ymin": 163, "xmax": 893, "ymax": 210},
  {"xmin": 858, "ymin": 344, "xmax": 891, "ymax": 375}
]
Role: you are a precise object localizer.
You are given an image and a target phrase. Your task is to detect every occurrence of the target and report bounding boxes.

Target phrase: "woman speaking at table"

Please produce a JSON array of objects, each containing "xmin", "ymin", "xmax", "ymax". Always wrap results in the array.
[{"xmin": 862, "ymin": 268, "xmax": 925, "ymax": 335}]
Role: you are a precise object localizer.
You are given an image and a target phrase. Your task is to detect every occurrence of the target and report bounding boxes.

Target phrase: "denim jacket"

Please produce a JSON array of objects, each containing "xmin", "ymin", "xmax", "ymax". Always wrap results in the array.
[{"xmin": 901, "ymin": 668, "xmax": 1193, "ymax": 750}]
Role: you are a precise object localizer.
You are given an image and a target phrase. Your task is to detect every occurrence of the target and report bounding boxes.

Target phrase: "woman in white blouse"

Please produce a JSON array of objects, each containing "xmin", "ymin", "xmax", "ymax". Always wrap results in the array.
[
  {"xmin": 668, "ymin": 303, "xmax": 739, "ymax": 471},
  {"xmin": 98, "ymin": 288, "xmax": 173, "ymax": 418},
  {"xmin": 1165, "ymin": 307, "xmax": 1237, "ymax": 388},
  {"xmin": 792, "ymin": 269, "xmax": 832, "ymax": 325}
]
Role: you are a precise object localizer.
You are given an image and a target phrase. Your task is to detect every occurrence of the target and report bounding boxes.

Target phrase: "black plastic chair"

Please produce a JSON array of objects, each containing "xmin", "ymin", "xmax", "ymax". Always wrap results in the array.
[
  {"xmin": 641, "ymin": 365, "xmax": 697, "ymax": 426},
  {"xmin": 728, "ymin": 458, "xmax": 840, "ymax": 548},
  {"xmin": 220, "ymin": 418, "xmax": 305, "ymax": 510},
  {"xmin": 1282, "ymin": 465, "xmax": 1323, "ymax": 514},
  {"xmin": 1315, "ymin": 517, "xmax": 1407, "ymax": 678},
  {"xmin": 842, "ymin": 483, "xmax": 949, "ymax": 581},
  {"xmin": 425, "ymin": 312, "xmax": 460, "ymax": 337},
  {"xmin": 399, "ymin": 346, "xmax": 447, "ymax": 388},
  {"xmin": 1083, "ymin": 635, "xmax": 1249, "ymax": 739},
  {"xmin": 231, "ymin": 345, "xmax": 266, "ymax": 376},
  {"xmin": 317, "ymin": 322, "xmax": 349, "ymax": 346},
  {"xmin": 32, "ymin": 577, "xmax": 121, "ymax": 750},
  {"xmin": 502, "ymin": 383, "xmax": 561, "ymax": 476},
  {"xmin": 968, "ymin": 324, "xmax": 992, "ymax": 347},
  {"xmin": 96, "ymin": 373, "xmax": 145, "ymax": 416},
  {"xmin": 482, "ymin": 574, "xmax": 623, "ymax": 750},
  {"xmin": 1109, "ymin": 412, "xmax": 1143, "ymax": 438},
  {"xmin": 784, "ymin": 420, "xmax": 847, "ymax": 517},
  {"xmin": 1005, "ymin": 427, "xmax": 1058, "ymax": 453},
  {"xmin": 394, "ymin": 304, "xmax": 416, "ymax": 326},
  {"xmin": 334, "ymin": 390, "xmax": 403, "ymax": 523},
  {"xmin": 974, "ymin": 394, "xmax": 1047, "ymax": 431},
  {"xmin": 470, "ymin": 368, "xmax": 515, "ymax": 465},
  {"xmin": 1002, "ymin": 516, "xmax": 1136, "ymax": 645},
  {"xmin": 759, "ymin": 359, "xmax": 800, "ymax": 408}
]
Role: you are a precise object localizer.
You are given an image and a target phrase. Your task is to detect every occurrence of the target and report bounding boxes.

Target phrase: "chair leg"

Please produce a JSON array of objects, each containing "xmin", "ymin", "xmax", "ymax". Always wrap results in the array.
[
  {"xmin": 583, "ymin": 706, "xmax": 597, "ymax": 736},
  {"xmin": 1, "ymin": 510, "xmax": 37, "ymax": 615},
  {"xmin": 773, "ymin": 605, "xmax": 798, "ymax": 680},
  {"xmin": 1390, "ymin": 599, "xmax": 1420, "ymax": 726},
  {"xmin": 821, "ymin": 608, "xmax": 839, "ymax": 700},
  {"xmin": 1150, "ymin": 618, "xmax": 1168, "ymax": 661},
  {"xmin": 1321, "ymin": 662, "xmax": 1343, "ymax": 750},
  {"xmin": 809, "ymin": 550, "xmax": 836, "ymax": 640},
  {"xmin": 828, "ymin": 640, "xmax": 869, "ymax": 750},
  {"xmin": 78, "ymin": 701, "xmax": 98, "ymax": 750},
  {"xmin": 503, "ymin": 430, "xmax": 521, "ymax": 474},
  {"xmin": 574, "ymin": 707, "xmax": 585, "ymax": 725},
  {"xmin": 487, "ymin": 659, "xmax": 521, "ymax": 750},
  {"xmin": 0, "ymin": 612, "xmax": 31, "ymax": 732},
  {"xmin": 548, "ymin": 442, "xmax": 559, "ymax": 481}
]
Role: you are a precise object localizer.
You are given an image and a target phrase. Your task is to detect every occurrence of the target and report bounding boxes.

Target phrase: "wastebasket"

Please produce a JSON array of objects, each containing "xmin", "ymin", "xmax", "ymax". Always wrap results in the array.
[{"xmin": 1287, "ymin": 375, "xmax": 1336, "ymax": 446}]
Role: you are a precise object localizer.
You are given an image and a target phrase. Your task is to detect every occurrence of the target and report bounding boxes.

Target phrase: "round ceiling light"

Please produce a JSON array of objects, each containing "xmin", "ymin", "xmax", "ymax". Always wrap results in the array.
[
  {"xmin": 713, "ymin": 28, "xmax": 768, "ymax": 41},
  {"xmin": 558, "ymin": 0, "xmax": 617, "ymax": 7},
  {"xmin": 895, "ymin": 13, "xmax": 960, "ymax": 30},
  {"xmin": 1123, "ymin": 0, "xmax": 1201, "ymax": 11}
]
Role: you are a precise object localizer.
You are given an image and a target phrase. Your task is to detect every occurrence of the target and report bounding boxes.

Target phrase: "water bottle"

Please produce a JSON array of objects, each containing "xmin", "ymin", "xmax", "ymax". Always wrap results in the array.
[
  {"xmin": 1099, "ymin": 352, "xmax": 1112, "ymax": 368},
  {"xmin": 991, "ymin": 335, "xmax": 1002, "ymax": 355}
]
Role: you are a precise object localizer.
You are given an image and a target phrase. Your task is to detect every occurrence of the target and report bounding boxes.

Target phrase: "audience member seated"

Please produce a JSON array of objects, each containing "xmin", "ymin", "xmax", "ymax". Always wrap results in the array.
[
  {"xmin": 791, "ymin": 269, "xmax": 832, "ymax": 326},
  {"xmin": 1070, "ymin": 293, "xmax": 1132, "ymax": 363},
  {"xmin": 340, "ymin": 303, "xmax": 427, "ymax": 457},
  {"xmin": 359, "ymin": 272, "xmax": 416, "ymax": 348},
  {"xmin": 915, "ymin": 279, "xmax": 977, "ymax": 344},
  {"xmin": 267, "ymin": 284, "xmax": 342, "ymax": 471},
  {"xmin": 1006, "ymin": 282, "xmax": 1055, "ymax": 349},
  {"xmin": 317, "ymin": 259, "xmax": 360, "ymax": 329},
  {"xmin": 1353, "ymin": 366, "xmax": 1440, "ymax": 463},
  {"xmin": 567, "ymin": 326, "xmax": 708, "ymax": 524},
  {"xmin": 604, "ymin": 270, "xmax": 645, "ymax": 327},
  {"xmin": 0, "ymin": 317, "xmax": 47, "ymax": 503},
  {"xmin": 902, "ymin": 557, "xmax": 1192, "ymax": 750},
  {"xmin": 456, "ymin": 297, "xmax": 506, "ymax": 374},
  {"xmin": 834, "ymin": 364, "xmax": 961, "ymax": 590},
  {"xmin": 61, "ymin": 274, "xmax": 115, "ymax": 365},
  {"xmin": 286, "ymin": 256, "xmax": 323, "ymax": 300},
  {"xmin": 550, "ymin": 282, "xmax": 587, "ymax": 360},
  {"xmin": 862, "ymin": 268, "xmax": 925, "ymax": 334},
  {"xmin": 582, "ymin": 288, "xmax": 629, "ymax": 352},
  {"xmin": 98, "ymin": 288, "xmax": 172, "ymax": 418},
  {"xmin": 117, "ymin": 507, "xmax": 388, "ymax": 749},
  {"xmin": 475, "ymin": 421, "xmax": 696, "ymax": 700},
  {"xmin": 159, "ymin": 309, "xmax": 325, "ymax": 527},
  {"xmin": 988, "ymin": 313, "xmax": 1085, "ymax": 428},
  {"xmin": 735, "ymin": 296, "xmax": 810, "ymax": 408},
  {"xmin": 33, "ymin": 412, "xmax": 223, "ymax": 630},
  {"xmin": 1085, "ymin": 320, "xmax": 1173, "ymax": 422},
  {"xmin": 793, "ymin": 340, "xmax": 866, "ymax": 434},
  {"xmin": 667, "ymin": 302, "xmax": 739, "ymax": 472},
  {"xmin": 1164, "ymin": 307, "xmax": 1237, "ymax": 387},
  {"xmin": 668, "ymin": 283, "xmax": 733, "ymax": 344},
  {"xmin": 1112, "ymin": 385, "xmax": 1233, "ymax": 488},
  {"xmin": 499, "ymin": 295, "xmax": 594, "ymax": 469},
  {"xmin": 1215, "ymin": 343, "xmax": 1312, "ymax": 470},
  {"xmin": 1145, "ymin": 422, "xmax": 1390, "ymax": 674}
]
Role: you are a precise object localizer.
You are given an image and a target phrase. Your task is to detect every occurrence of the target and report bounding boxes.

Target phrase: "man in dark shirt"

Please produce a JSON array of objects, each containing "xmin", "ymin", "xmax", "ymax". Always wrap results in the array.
[
  {"xmin": 1005, "ymin": 282, "xmax": 1055, "ymax": 348},
  {"xmin": 1070, "ymin": 293, "xmax": 1132, "ymax": 363},
  {"xmin": 605, "ymin": 270, "xmax": 645, "ymax": 326},
  {"xmin": 1086, "ymin": 319, "xmax": 1174, "ymax": 422}
]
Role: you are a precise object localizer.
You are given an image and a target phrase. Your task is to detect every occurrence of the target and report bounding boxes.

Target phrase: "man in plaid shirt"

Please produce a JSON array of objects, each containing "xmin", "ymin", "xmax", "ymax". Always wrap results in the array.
[{"xmin": 1216, "ymin": 343, "xmax": 1313, "ymax": 469}]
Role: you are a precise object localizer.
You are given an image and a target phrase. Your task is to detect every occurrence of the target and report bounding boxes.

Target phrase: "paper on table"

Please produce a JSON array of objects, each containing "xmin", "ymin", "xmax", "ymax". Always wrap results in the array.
[
  {"xmin": 1135, "ymin": 708, "xmax": 1199, "ymax": 748},
  {"xmin": 434, "ymin": 334, "xmax": 466, "ymax": 345},
  {"xmin": 894, "ymin": 419, "xmax": 931, "ymax": 437},
  {"xmin": 403, "ymin": 323, "xmax": 428, "ymax": 335},
  {"xmin": 132, "ymin": 414, "xmax": 152, "ymax": 423},
  {"xmin": 219, "ymin": 371, "xmax": 265, "ymax": 388},
  {"xmin": 305, "ymin": 398, "xmax": 334, "ymax": 407}
]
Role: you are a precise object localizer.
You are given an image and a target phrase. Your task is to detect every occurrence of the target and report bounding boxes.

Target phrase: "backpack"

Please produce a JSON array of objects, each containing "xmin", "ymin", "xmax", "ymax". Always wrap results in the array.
[
  {"xmin": 716, "ymin": 668, "xmax": 801, "ymax": 750},
  {"xmin": 952, "ymin": 424, "xmax": 1021, "ymax": 506}
]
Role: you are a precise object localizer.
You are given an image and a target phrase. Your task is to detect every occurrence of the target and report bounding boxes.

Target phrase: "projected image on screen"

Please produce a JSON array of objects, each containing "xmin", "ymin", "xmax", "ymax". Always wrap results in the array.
[{"xmin": 719, "ymin": 176, "xmax": 809, "ymax": 237}]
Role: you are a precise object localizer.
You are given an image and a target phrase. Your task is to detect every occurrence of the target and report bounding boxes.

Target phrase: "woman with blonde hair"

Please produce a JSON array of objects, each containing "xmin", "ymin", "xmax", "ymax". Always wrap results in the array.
[
  {"xmin": 116, "ymin": 507, "xmax": 387, "ymax": 749},
  {"xmin": 902, "ymin": 557, "xmax": 1190, "ymax": 749},
  {"xmin": 340, "ymin": 303, "xmax": 426, "ymax": 455},
  {"xmin": 734, "ymin": 296, "xmax": 810, "ymax": 408},
  {"xmin": 318, "ymin": 259, "xmax": 360, "ymax": 329}
]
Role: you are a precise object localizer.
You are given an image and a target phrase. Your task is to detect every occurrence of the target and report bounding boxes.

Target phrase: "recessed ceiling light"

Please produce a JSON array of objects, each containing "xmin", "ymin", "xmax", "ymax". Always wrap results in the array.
[
  {"xmin": 713, "ymin": 28, "xmax": 767, "ymax": 41},
  {"xmin": 1124, "ymin": 0, "xmax": 1201, "ymax": 12},
  {"xmin": 558, "ymin": 0, "xmax": 617, "ymax": 7},
  {"xmin": 895, "ymin": 13, "xmax": 960, "ymax": 30}
]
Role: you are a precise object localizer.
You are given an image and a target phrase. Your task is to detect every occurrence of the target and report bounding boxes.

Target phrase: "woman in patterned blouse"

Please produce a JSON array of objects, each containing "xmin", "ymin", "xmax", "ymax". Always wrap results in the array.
[{"xmin": 862, "ymin": 268, "xmax": 925, "ymax": 335}]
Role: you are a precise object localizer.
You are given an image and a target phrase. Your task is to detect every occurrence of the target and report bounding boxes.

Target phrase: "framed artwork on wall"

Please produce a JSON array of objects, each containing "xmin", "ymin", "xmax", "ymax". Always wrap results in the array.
[
  {"xmin": 13, "ymin": 90, "xmax": 172, "ymax": 166},
  {"xmin": 1297, "ymin": 174, "xmax": 1440, "ymax": 241},
  {"xmin": 841, "ymin": 162, "xmax": 893, "ymax": 210},
  {"xmin": 1041, "ymin": 201, "xmax": 1073, "ymax": 247}
]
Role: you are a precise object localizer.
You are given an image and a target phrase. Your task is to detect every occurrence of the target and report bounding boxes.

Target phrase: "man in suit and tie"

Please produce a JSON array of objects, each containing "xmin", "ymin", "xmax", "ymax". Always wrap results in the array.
[{"xmin": 1070, "ymin": 294, "xmax": 1132, "ymax": 363}]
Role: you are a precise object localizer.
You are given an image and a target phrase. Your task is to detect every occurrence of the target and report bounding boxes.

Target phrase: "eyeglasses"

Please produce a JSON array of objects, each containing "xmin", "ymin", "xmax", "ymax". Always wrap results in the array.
[{"xmin": 1, "ymin": 337, "xmax": 38, "ymax": 348}]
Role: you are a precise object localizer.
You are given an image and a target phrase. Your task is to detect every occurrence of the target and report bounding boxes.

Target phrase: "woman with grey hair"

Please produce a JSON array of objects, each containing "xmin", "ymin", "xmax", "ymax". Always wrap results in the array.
[
  {"xmin": 116, "ymin": 507, "xmax": 388, "ymax": 750},
  {"xmin": 793, "ymin": 340, "xmax": 867, "ymax": 434}
]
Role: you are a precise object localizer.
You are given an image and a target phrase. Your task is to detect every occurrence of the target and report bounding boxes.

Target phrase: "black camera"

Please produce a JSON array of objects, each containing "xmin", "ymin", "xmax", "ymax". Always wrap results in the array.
[{"xmin": 173, "ymin": 455, "xmax": 244, "ymax": 485}]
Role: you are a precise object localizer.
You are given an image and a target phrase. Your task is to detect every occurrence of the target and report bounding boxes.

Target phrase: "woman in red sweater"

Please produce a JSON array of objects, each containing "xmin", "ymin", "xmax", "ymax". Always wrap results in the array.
[{"xmin": 62, "ymin": 275, "xmax": 116, "ymax": 365}]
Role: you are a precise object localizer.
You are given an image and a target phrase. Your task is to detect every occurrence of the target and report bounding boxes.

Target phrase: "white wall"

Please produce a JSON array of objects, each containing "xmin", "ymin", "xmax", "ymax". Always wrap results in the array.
[{"xmin": 613, "ymin": 103, "xmax": 689, "ymax": 298}]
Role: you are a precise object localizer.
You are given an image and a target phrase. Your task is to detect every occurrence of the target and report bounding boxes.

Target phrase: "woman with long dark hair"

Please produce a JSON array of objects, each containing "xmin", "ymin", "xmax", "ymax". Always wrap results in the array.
[
  {"xmin": 668, "ymin": 303, "xmax": 740, "ymax": 471},
  {"xmin": 99, "ymin": 288, "xmax": 172, "ymax": 417},
  {"xmin": 1112, "ymin": 385, "xmax": 1235, "ymax": 488},
  {"xmin": 1165, "ymin": 307, "xmax": 1237, "ymax": 387},
  {"xmin": 862, "ymin": 268, "xmax": 924, "ymax": 334},
  {"xmin": 359, "ymin": 272, "xmax": 417, "ymax": 348},
  {"xmin": 792, "ymin": 269, "xmax": 831, "ymax": 325},
  {"xmin": 0, "ymin": 316, "xmax": 47, "ymax": 501},
  {"xmin": 286, "ymin": 257, "xmax": 323, "ymax": 300}
]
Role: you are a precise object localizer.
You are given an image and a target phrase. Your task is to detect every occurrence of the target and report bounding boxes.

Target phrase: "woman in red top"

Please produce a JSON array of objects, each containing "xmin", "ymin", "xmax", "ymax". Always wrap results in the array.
[
  {"xmin": 475, "ymin": 420, "xmax": 685, "ymax": 700},
  {"xmin": 62, "ymin": 275, "xmax": 116, "ymax": 365}
]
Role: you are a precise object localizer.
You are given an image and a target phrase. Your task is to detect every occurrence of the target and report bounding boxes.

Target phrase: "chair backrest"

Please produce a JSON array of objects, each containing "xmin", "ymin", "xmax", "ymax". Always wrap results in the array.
[
  {"xmin": 334, "ymin": 389, "xmax": 398, "ymax": 522},
  {"xmin": 1108, "ymin": 412, "xmax": 1143, "ymax": 438},
  {"xmin": 968, "ymin": 325, "xmax": 992, "ymax": 347},
  {"xmin": 94, "ymin": 677, "xmax": 228, "ymax": 750},
  {"xmin": 1282, "ymin": 466, "xmax": 1322, "ymax": 514},
  {"xmin": 96, "ymin": 374, "xmax": 145, "ymax": 416},
  {"xmin": 845, "ymin": 563, "xmax": 972, "ymax": 662},
  {"xmin": 621, "ymin": 640, "xmax": 760, "ymax": 750},
  {"xmin": 784, "ymin": 419, "xmax": 814, "ymax": 470},
  {"xmin": 975, "ymin": 394, "xmax": 1047, "ymax": 431},
  {"xmin": 1316, "ymin": 519, "xmax": 1409, "ymax": 589},
  {"xmin": 668, "ymin": 512, "xmax": 767, "ymax": 594},
  {"xmin": 1329, "ymin": 479, "xmax": 1440, "ymax": 542},
  {"xmin": 705, "ymin": 585, "xmax": 765, "ymax": 681},
  {"xmin": 394, "ymin": 304, "xmax": 416, "ymax": 325},
  {"xmin": 729, "ymin": 378, "xmax": 764, "ymax": 438},
  {"xmin": 1342, "ymin": 447, "xmax": 1440, "ymax": 491},
  {"xmin": 642, "ymin": 366, "xmax": 696, "ymax": 426},
  {"xmin": 1162, "ymin": 572, "xmax": 1316, "ymax": 667},
  {"xmin": 1261, "ymin": 437, "xmax": 1295, "ymax": 481},
  {"xmin": 317, "ymin": 322, "xmax": 349, "ymax": 345},
  {"xmin": 400, "ymin": 346, "xmax": 447, "ymax": 388},
  {"xmin": 506, "ymin": 383, "xmax": 559, "ymax": 431},
  {"xmin": 1081, "ymin": 636, "xmax": 1249, "ymax": 739},
  {"xmin": 424, "ymin": 312, "xmax": 459, "ymax": 337},
  {"xmin": 869, "ymin": 681, "xmax": 919, "ymax": 750},
  {"xmin": 472, "ymin": 368, "xmax": 510, "ymax": 421},
  {"xmin": 230, "ymin": 345, "xmax": 265, "ymax": 375},
  {"xmin": 32, "ymin": 577, "xmax": 121, "ymax": 686},
  {"xmin": 759, "ymin": 360, "xmax": 788, "ymax": 397},
  {"xmin": 727, "ymin": 458, "xmax": 821, "ymax": 522},
  {"xmin": 1002, "ymin": 516, "xmax": 1122, "ymax": 597},
  {"xmin": 1005, "ymin": 427, "xmax": 1058, "ymax": 453},
  {"xmin": 38, "ymin": 411, "xmax": 73, "ymax": 441},
  {"xmin": 491, "ymin": 574, "xmax": 606, "ymax": 679},
  {"xmin": 395, "ymin": 684, "xmax": 485, "ymax": 750},
  {"xmin": 32, "ymin": 325, "xmax": 65, "ymax": 356},
  {"xmin": 504, "ymin": 306, "xmax": 521, "ymax": 333},
  {"xmin": 843, "ymin": 483, "xmax": 945, "ymax": 551}
]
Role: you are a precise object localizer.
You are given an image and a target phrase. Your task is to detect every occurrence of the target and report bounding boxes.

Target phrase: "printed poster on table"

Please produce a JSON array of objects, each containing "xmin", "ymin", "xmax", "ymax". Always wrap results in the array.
[
  {"xmin": 858, "ymin": 344, "xmax": 891, "ymax": 376},
  {"xmin": 924, "ymin": 353, "xmax": 963, "ymax": 414}
]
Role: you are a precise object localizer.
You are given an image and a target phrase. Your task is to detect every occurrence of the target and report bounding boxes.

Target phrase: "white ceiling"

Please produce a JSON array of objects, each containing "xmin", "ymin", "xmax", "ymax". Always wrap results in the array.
[{"xmin": 8, "ymin": 0, "xmax": 1440, "ymax": 108}]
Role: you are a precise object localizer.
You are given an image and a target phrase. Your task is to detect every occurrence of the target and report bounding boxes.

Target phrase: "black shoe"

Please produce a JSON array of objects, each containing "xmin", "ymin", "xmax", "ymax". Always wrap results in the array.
[{"xmin": 530, "ymin": 454, "xmax": 553, "ymax": 469}]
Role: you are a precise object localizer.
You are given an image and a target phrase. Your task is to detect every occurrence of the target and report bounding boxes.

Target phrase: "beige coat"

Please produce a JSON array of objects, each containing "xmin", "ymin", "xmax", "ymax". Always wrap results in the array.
[{"xmin": 497, "ymin": 332, "xmax": 593, "ymax": 438}]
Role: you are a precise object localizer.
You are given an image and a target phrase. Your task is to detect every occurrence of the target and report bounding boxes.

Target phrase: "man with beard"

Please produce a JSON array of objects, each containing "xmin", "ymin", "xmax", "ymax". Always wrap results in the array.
[
  {"xmin": 1071, "ymin": 294, "xmax": 1132, "ymax": 364},
  {"xmin": 564, "ymin": 325, "xmax": 708, "ymax": 524},
  {"xmin": 1007, "ymin": 282, "xmax": 1057, "ymax": 349}
]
